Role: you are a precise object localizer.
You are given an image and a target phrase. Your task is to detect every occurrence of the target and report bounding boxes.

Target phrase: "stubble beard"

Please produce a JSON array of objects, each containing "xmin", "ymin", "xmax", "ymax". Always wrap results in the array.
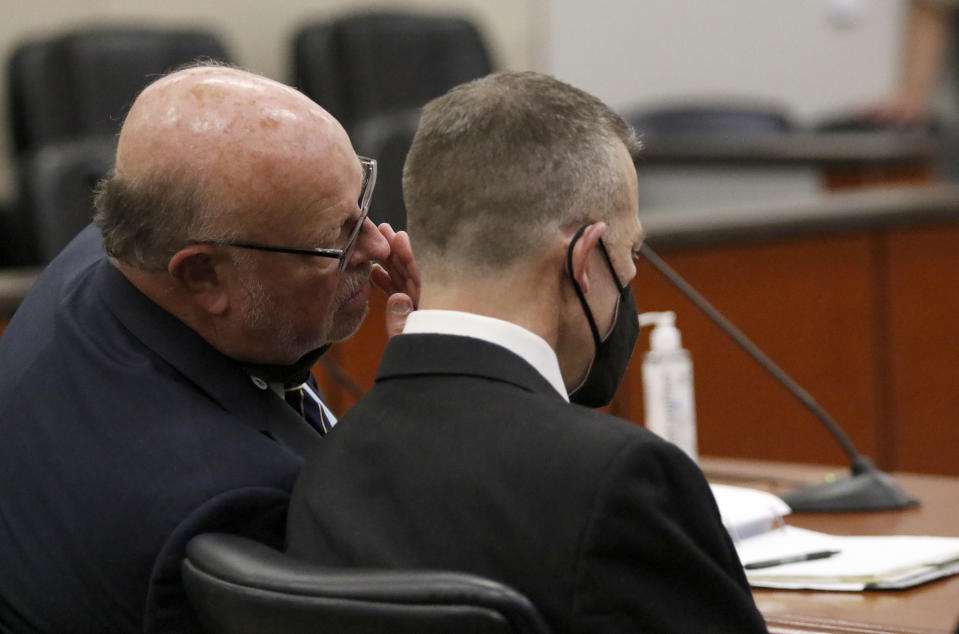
[{"xmin": 325, "ymin": 263, "xmax": 373, "ymax": 343}]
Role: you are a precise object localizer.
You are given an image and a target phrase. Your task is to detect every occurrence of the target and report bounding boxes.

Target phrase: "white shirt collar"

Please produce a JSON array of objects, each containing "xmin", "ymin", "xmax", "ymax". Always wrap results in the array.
[{"xmin": 402, "ymin": 309, "xmax": 569, "ymax": 401}]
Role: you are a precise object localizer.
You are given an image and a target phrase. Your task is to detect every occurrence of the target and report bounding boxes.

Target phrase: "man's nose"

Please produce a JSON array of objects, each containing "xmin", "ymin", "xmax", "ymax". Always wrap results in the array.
[{"xmin": 349, "ymin": 217, "xmax": 390, "ymax": 266}]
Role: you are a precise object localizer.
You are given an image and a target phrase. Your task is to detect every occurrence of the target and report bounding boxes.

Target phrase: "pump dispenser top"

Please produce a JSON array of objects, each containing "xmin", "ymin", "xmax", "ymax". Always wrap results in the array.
[{"xmin": 638, "ymin": 311, "xmax": 681, "ymax": 351}]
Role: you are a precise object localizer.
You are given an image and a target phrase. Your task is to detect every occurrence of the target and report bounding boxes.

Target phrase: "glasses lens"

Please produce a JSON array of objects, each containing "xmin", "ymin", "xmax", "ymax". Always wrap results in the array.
[{"xmin": 337, "ymin": 156, "xmax": 377, "ymax": 273}]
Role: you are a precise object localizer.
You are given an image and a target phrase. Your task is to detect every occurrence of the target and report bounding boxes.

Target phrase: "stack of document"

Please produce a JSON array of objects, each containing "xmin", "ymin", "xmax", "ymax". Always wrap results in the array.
[{"xmin": 710, "ymin": 484, "xmax": 959, "ymax": 591}]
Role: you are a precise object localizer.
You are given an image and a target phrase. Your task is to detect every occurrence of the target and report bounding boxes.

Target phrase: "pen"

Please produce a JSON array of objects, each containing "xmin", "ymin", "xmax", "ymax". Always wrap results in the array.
[{"xmin": 744, "ymin": 549, "xmax": 841, "ymax": 570}]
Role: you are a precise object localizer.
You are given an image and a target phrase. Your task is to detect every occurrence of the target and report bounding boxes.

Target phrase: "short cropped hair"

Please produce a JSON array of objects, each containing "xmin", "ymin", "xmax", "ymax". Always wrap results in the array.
[{"xmin": 403, "ymin": 71, "xmax": 641, "ymax": 276}]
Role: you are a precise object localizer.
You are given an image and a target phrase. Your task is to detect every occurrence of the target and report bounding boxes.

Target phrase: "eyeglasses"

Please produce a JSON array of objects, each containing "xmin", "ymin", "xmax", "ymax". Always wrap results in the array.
[{"xmin": 189, "ymin": 156, "xmax": 377, "ymax": 274}]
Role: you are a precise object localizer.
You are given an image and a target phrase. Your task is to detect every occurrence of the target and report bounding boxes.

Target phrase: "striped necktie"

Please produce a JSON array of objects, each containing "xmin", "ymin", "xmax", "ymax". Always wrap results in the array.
[{"xmin": 284, "ymin": 376, "xmax": 331, "ymax": 436}]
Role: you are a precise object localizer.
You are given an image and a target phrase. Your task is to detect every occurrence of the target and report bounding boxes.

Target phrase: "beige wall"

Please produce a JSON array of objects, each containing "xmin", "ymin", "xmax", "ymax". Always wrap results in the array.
[
  {"xmin": 545, "ymin": 0, "xmax": 906, "ymax": 123},
  {"xmin": 0, "ymin": 0, "xmax": 541, "ymax": 203}
]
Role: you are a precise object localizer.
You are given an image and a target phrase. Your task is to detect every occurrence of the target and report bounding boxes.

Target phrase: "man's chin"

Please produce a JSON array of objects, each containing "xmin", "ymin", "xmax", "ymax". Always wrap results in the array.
[{"xmin": 328, "ymin": 302, "xmax": 371, "ymax": 343}]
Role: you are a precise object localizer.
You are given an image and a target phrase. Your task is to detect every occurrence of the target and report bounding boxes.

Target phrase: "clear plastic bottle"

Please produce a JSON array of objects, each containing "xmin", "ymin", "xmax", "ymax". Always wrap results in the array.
[{"xmin": 639, "ymin": 311, "xmax": 698, "ymax": 462}]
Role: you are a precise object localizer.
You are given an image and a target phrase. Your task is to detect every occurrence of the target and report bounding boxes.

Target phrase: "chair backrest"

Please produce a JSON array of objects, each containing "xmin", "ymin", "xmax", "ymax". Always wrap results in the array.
[
  {"xmin": 293, "ymin": 11, "xmax": 493, "ymax": 129},
  {"xmin": 16, "ymin": 135, "xmax": 116, "ymax": 263},
  {"xmin": 628, "ymin": 102, "xmax": 793, "ymax": 137},
  {"xmin": 9, "ymin": 26, "xmax": 230, "ymax": 155},
  {"xmin": 293, "ymin": 12, "xmax": 492, "ymax": 232},
  {"xmin": 350, "ymin": 109, "xmax": 420, "ymax": 230},
  {"xmin": 182, "ymin": 533, "xmax": 553, "ymax": 634}
]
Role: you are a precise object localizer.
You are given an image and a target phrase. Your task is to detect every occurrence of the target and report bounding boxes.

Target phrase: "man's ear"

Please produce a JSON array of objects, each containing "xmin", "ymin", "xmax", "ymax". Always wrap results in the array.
[
  {"xmin": 168, "ymin": 246, "xmax": 230, "ymax": 315},
  {"xmin": 568, "ymin": 222, "xmax": 607, "ymax": 294}
]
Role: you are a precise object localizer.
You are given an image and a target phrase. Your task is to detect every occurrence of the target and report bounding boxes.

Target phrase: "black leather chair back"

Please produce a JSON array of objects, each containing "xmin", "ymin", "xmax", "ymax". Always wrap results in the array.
[
  {"xmin": 16, "ymin": 135, "xmax": 116, "ymax": 263},
  {"xmin": 294, "ymin": 12, "xmax": 493, "ymax": 129},
  {"xmin": 182, "ymin": 533, "xmax": 553, "ymax": 634},
  {"xmin": 9, "ymin": 26, "xmax": 230, "ymax": 155},
  {"xmin": 291, "ymin": 22, "xmax": 346, "ymax": 123},
  {"xmin": 293, "ymin": 12, "xmax": 493, "ymax": 232},
  {"xmin": 629, "ymin": 103, "xmax": 793, "ymax": 137},
  {"xmin": 350, "ymin": 109, "xmax": 420, "ymax": 230}
]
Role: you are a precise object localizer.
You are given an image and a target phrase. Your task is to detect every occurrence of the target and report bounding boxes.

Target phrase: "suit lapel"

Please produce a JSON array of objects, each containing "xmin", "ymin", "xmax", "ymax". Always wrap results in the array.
[
  {"xmin": 95, "ymin": 259, "xmax": 317, "ymax": 453},
  {"xmin": 376, "ymin": 334, "xmax": 563, "ymax": 399}
]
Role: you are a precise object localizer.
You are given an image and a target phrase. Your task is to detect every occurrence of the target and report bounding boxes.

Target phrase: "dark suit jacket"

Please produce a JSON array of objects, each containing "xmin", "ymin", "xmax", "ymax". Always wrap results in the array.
[
  {"xmin": 0, "ymin": 225, "xmax": 321, "ymax": 633},
  {"xmin": 286, "ymin": 333, "xmax": 767, "ymax": 633}
]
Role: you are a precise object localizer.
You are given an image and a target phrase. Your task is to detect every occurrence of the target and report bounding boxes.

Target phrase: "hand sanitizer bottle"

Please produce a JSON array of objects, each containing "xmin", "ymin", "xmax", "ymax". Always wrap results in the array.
[{"xmin": 638, "ymin": 311, "xmax": 698, "ymax": 461}]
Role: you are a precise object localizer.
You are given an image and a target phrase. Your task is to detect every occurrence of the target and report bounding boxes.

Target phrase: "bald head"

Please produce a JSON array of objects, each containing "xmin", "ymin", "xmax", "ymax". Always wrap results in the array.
[{"xmin": 97, "ymin": 65, "xmax": 357, "ymax": 270}]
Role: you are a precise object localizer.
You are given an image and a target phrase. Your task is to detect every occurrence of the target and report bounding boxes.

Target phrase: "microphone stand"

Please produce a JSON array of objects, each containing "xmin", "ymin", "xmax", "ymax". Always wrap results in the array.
[{"xmin": 639, "ymin": 244, "xmax": 918, "ymax": 512}]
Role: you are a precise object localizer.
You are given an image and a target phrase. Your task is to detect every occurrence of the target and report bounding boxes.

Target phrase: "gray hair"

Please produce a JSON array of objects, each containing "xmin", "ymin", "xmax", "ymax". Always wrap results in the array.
[
  {"xmin": 402, "ymin": 71, "xmax": 641, "ymax": 276},
  {"xmin": 93, "ymin": 168, "xmax": 223, "ymax": 271}
]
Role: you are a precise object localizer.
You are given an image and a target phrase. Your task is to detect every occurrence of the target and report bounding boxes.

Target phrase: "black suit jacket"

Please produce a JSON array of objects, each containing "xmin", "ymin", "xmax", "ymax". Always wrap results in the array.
[
  {"xmin": 0, "ymin": 225, "xmax": 321, "ymax": 633},
  {"xmin": 287, "ymin": 333, "xmax": 767, "ymax": 633}
]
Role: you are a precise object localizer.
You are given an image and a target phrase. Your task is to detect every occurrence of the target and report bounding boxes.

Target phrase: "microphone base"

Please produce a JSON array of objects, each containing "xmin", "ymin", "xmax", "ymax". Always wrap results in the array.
[{"xmin": 780, "ymin": 460, "xmax": 919, "ymax": 513}]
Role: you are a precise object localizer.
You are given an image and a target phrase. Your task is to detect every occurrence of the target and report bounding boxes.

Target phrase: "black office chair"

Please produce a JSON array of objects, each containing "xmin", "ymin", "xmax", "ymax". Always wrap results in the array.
[
  {"xmin": 628, "ymin": 102, "xmax": 793, "ymax": 138},
  {"xmin": 8, "ymin": 26, "xmax": 231, "ymax": 156},
  {"xmin": 293, "ymin": 11, "xmax": 492, "ymax": 129},
  {"xmin": 7, "ymin": 26, "xmax": 229, "ymax": 263},
  {"xmin": 293, "ymin": 12, "xmax": 494, "ymax": 230},
  {"xmin": 349, "ymin": 109, "xmax": 421, "ymax": 230},
  {"xmin": 15, "ymin": 135, "xmax": 116, "ymax": 264},
  {"xmin": 182, "ymin": 533, "xmax": 552, "ymax": 634}
]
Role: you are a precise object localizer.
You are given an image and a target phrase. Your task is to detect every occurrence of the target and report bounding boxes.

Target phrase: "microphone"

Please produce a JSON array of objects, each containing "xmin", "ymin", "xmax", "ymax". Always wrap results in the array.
[{"xmin": 638, "ymin": 243, "xmax": 918, "ymax": 512}]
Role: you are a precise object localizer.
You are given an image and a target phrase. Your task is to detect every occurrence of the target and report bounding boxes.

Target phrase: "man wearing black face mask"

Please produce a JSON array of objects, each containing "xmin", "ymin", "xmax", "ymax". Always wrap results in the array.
[{"xmin": 286, "ymin": 71, "xmax": 767, "ymax": 634}]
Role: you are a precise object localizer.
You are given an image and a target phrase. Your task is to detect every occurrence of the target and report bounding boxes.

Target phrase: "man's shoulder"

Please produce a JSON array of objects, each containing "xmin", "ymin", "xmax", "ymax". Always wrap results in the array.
[
  {"xmin": 515, "ymin": 390, "xmax": 667, "ymax": 447},
  {"xmin": 356, "ymin": 370, "xmax": 679, "ymax": 469},
  {"xmin": 22, "ymin": 224, "xmax": 105, "ymax": 303}
]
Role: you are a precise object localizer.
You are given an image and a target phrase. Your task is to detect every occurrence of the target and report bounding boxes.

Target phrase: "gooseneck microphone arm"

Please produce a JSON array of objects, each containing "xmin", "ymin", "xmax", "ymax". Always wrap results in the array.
[
  {"xmin": 638, "ymin": 243, "xmax": 917, "ymax": 512},
  {"xmin": 638, "ymin": 244, "xmax": 860, "ymax": 462}
]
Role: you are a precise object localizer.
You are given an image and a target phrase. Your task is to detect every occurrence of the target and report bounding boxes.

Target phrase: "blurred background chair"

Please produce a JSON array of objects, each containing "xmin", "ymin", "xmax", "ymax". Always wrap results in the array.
[
  {"xmin": 9, "ymin": 26, "xmax": 230, "ymax": 156},
  {"xmin": 6, "ymin": 25, "xmax": 231, "ymax": 264},
  {"xmin": 628, "ymin": 102, "xmax": 793, "ymax": 138},
  {"xmin": 624, "ymin": 101, "xmax": 805, "ymax": 210},
  {"xmin": 182, "ymin": 532, "xmax": 553, "ymax": 634},
  {"xmin": 293, "ymin": 11, "xmax": 493, "ymax": 230},
  {"xmin": 14, "ymin": 135, "xmax": 116, "ymax": 264}
]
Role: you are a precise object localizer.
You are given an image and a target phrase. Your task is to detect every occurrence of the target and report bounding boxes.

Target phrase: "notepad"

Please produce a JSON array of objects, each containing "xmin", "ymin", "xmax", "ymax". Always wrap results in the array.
[{"xmin": 709, "ymin": 484, "xmax": 959, "ymax": 591}]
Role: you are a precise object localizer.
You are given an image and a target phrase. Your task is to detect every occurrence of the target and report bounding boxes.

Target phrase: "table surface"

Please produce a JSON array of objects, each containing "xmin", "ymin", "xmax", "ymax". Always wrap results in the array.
[{"xmin": 701, "ymin": 457, "xmax": 959, "ymax": 634}]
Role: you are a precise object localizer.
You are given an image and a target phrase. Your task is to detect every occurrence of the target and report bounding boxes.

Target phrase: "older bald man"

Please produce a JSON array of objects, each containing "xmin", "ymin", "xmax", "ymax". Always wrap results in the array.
[{"xmin": 0, "ymin": 65, "xmax": 415, "ymax": 633}]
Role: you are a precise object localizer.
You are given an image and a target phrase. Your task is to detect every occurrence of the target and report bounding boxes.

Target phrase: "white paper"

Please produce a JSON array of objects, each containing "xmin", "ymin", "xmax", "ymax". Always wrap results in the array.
[
  {"xmin": 737, "ymin": 526, "xmax": 959, "ymax": 591},
  {"xmin": 709, "ymin": 483, "xmax": 792, "ymax": 542}
]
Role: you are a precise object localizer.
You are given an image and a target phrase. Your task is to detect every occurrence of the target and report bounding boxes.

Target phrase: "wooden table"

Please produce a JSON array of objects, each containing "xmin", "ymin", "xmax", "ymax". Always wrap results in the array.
[{"xmin": 702, "ymin": 457, "xmax": 959, "ymax": 634}]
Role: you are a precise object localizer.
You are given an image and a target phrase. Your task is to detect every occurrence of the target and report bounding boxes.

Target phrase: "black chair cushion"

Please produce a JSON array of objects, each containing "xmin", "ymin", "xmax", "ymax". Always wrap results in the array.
[
  {"xmin": 17, "ymin": 135, "xmax": 116, "ymax": 263},
  {"xmin": 629, "ymin": 102, "xmax": 793, "ymax": 137},
  {"xmin": 9, "ymin": 26, "xmax": 230, "ymax": 155},
  {"xmin": 294, "ymin": 12, "xmax": 492, "ymax": 129},
  {"xmin": 182, "ymin": 533, "xmax": 552, "ymax": 634},
  {"xmin": 350, "ymin": 108, "xmax": 421, "ymax": 231}
]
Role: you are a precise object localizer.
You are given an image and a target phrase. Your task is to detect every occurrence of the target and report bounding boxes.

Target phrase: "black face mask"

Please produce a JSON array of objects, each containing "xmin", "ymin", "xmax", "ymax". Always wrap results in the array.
[{"xmin": 567, "ymin": 225, "xmax": 640, "ymax": 408}]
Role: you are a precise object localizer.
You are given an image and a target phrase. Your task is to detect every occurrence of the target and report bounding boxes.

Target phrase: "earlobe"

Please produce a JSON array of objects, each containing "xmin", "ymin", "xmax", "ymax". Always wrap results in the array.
[
  {"xmin": 568, "ymin": 222, "xmax": 607, "ymax": 293},
  {"xmin": 168, "ymin": 246, "xmax": 229, "ymax": 315}
]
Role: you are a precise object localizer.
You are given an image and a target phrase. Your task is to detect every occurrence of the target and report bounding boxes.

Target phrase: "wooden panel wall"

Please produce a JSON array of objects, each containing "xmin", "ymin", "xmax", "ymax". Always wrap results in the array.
[
  {"xmin": 884, "ymin": 224, "xmax": 959, "ymax": 475},
  {"xmin": 622, "ymin": 234, "xmax": 884, "ymax": 468}
]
